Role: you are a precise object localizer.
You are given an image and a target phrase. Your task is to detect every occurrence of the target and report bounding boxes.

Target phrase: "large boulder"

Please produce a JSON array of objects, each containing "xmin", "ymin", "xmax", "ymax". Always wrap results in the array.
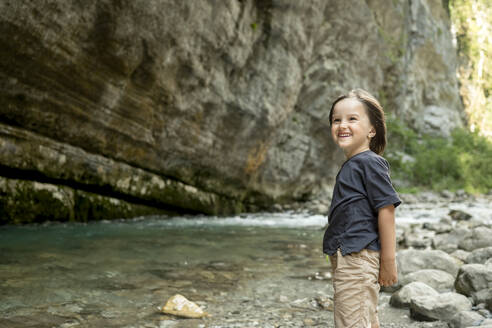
[
  {"xmin": 448, "ymin": 310, "xmax": 484, "ymax": 328},
  {"xmin": 455, "ymin": 263, "xmax": 492, "ymax": 297},
  {"xmin": 410, "ymin": 292, "xmax": 472, "ymax": 322},
  {"xmin": 390, "ymin": 281, "xmax": 439, "ymax": 308},
  {"xmin": 472, "ymin": 288, "xmax": 492, "ymax": 311},
  {"xmin": 466, "ymin": 247, "xmax": 492, "ymax": 264},
  {"xmin": 458, "ymin": 227, "xmax": 492, "ymax": 252},
  {"xmin": 433, "ymin": 227, "xmax": 471, "ymax": 253},
  {"xmin": 401, "ymin": 269, "xmax": 455, "ymax": 292},
  {"xmin": 397, "ymin": 249, "xmax": 462, "ymax": 277}
]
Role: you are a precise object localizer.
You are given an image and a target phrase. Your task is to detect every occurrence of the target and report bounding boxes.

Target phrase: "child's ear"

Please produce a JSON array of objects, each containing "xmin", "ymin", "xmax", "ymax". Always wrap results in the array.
[{"xmin": 369, "ymin": 128, "xmax": 376, "ymax": 138}]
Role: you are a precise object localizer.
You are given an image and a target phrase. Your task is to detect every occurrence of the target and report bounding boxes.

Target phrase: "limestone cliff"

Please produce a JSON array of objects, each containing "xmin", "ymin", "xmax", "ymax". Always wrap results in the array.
[{"xmin": 0, "ymin": 0, "xmax": 464, "ymax": 222}]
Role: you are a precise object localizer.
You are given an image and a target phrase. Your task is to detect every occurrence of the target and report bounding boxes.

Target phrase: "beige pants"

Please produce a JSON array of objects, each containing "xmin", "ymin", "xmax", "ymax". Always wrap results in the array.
[{"xmin": 329, "ymin": 248, "xmax": 380, "ymax": 328}]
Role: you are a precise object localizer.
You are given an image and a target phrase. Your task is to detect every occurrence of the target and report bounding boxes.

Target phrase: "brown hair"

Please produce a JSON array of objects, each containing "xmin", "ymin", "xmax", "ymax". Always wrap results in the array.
[{"xmin": 328, "ymin": 89, "xmax": 387, "ymax": 155}]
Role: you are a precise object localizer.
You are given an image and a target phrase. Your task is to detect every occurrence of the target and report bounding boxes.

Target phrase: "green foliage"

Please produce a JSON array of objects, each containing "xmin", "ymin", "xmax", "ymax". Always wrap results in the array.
[
  {"xmin": 449, "ymin": 0, "xmax": 492, "ymax": 137},
  {"xmin": 386, "ymin": 115, "xmax": 492, "ymax": 194}
]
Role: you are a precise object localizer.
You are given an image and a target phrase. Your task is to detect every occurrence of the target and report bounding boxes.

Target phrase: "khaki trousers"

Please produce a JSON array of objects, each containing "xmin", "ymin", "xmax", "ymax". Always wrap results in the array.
[{"xmin": 329, "ymin": 248, "xmax": 380, "ymax": 328}]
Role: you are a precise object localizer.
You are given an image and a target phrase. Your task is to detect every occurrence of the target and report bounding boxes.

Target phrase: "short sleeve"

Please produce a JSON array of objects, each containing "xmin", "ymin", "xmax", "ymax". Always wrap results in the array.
[{"xmin": 363, "ymin": 157, "xmax": 401, "ymax": 211}]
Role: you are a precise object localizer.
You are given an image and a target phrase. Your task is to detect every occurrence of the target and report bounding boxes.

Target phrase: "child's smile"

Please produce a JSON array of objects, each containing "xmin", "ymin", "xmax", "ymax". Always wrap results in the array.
[{"xmin": 331, "ymin": 98, "xmax": 375, "ymax": 159}]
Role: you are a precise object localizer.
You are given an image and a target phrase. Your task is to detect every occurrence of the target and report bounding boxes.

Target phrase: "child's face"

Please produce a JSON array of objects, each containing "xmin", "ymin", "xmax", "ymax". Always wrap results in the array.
[{"xmin": 331, "ymin": 98, "xmax": 375, "ymax": 159}]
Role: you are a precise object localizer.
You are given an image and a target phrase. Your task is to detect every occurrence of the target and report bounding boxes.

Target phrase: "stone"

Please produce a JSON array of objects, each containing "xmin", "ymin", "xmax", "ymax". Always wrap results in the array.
[
  {"xmin": 449, "ymin": 310, "xmax": 484, "ymax": 328},
  {"xmin": 390, "ymin": 282, "xmax": 439, "ymax": 308},
  {"xmin": 401, "ymin": 269, "xmax": 455, "ymax": 292},
  {"xmin": 449, "ymin": 210, "xmax": 473, "ymax": 221},
  {"xmin": 423, "ymin": 221, "xmax": 453, "ymax": 234},
  {"xmin": 410, "ymin": 292, "xmax": 472, "ymax": 322},
  {"xmin": 0, "ymin": 0, "xmax": 464, "ymax": 222},
  {"xmin": 397, "ymin": 249, "xmax": 462, "ymax": 277},
  {"xmin": 472, "ymin": 289, "xmax": 492, "ymax": 311},
  {"xmin": 458, "ymin": 227, "xmax": 492, "ymax": 252},
  {"xmin": 433, "ymin": 228, "xmax": 471, "ymax": 253},
  {"xmin": 161, "ymin": 294, "xmax": 209, "ymax": 319},
  {"xmin": 466, "ymin": 247, "xmax": 492, "ymax": 264},
  {"xmin": 315, "ymin": 296, "xmax": 334, "ymax": 311},
  {"xmin": 455, "ymin": 264, "xmax": 492, "ymax": 297},
  {"xmin": 403, "ymin": 225, "xmax": 435, "ymax": 248}
]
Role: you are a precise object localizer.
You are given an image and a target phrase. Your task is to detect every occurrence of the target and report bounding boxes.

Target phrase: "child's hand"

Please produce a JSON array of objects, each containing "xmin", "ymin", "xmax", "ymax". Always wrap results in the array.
[{"xmin": 378, "ymin": 258, "xmax": 398, "ymax": 286}]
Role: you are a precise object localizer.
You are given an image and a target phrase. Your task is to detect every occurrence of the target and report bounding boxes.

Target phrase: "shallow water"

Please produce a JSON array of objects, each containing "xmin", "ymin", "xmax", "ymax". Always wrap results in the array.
[{"xmin": 0, "ymin": 198, "xmax": 490, "ymax": 327}]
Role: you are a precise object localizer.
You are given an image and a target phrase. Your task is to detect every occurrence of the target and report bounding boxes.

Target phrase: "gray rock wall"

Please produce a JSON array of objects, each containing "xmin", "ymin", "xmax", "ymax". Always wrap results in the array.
[{"xmin": 0, "ymin": 0, "xmax": 464, "ymax": 220}]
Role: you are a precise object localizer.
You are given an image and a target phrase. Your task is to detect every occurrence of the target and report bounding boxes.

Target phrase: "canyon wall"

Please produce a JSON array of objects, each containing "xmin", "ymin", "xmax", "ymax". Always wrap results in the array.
[{"xmin": 0, "ymin": 0, "xmax": 464, "ymax": 222}]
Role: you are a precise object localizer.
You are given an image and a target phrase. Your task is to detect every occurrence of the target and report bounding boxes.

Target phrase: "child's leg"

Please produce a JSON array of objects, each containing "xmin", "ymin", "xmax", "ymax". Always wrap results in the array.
[{"xmin": 330, "ymin": 249, "xmax": 380, "ymax": 328}]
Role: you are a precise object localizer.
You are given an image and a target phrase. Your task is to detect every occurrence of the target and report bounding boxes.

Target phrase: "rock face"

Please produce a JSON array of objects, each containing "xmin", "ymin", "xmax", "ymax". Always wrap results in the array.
[{"xmin": 0, "ymin": 0, "xmax": 464, "ymax": 221}]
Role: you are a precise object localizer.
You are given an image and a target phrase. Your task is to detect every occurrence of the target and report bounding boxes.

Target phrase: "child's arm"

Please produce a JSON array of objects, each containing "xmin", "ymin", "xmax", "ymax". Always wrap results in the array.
[{"xmin": 378, "ymin": 204, "xmax": 398, "ymax": 286}]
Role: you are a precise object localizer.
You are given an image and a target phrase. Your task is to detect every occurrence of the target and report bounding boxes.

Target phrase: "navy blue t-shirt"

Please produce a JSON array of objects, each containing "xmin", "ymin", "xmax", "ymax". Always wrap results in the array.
[{"xmin": 322, "ymin": 150, "xmax": 401, "ymax": 256}]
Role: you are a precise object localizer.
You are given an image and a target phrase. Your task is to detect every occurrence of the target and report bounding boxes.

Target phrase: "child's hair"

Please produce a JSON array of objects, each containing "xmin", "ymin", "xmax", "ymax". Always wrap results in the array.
[{"xmin": 328, "ymin": 89, "xmax": 387, "ymax": 155}]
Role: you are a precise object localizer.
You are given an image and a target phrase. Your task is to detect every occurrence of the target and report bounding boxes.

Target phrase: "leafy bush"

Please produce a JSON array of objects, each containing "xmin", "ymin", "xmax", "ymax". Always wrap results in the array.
[{"xmin": 385, "ymin": 115, "xmax": 492, "ymax": 194}]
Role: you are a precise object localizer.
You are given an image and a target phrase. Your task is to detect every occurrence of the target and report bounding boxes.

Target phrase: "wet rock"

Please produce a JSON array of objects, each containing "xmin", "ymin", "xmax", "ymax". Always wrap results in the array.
[
  {"xmin": 397, "ymin": 249, "xmax": 461, "ymax": 277},
  {"xmin": 466, "ymin": 247, "xmax": 492, "ymax": 264},
  {"xmin": 161, "ymin": 294, "xmax": 209, "ymax": 318},
  {"xmin": 410, "ymin": 292, "xmax": 472, "ymax": 322},
  {"xmin": 455, "ymin": 264, "xmax": 492, "ymax": 297},
  {"xmin": 401, "ymin": 269, "xmax": 455, "ymax": 292},
  {"xmin": 458, "ymin": 227, "xmax": 492, "ymax": 251},
  {"xmin": 449, "ymin": 210, "xmax": 473, "ymax": 221},
  {"xmin": 449, "ymin": 310, "xmax": 484, "ymax": 328},
  {"xmin": 390, "ymin": 281, "xmax": 439, "ymax": 308}
]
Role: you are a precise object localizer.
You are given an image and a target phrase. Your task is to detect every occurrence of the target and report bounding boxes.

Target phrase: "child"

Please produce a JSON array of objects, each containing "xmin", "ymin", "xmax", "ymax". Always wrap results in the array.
[{"xmin": 322, "ymin": 89, "xmax": 401, "ymax": 328}]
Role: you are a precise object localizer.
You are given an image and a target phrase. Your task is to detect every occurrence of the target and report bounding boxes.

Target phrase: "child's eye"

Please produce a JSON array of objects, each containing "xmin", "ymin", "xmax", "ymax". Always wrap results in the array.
[
  {"xmin": 350, "ymin": 117, "xmax": 357, "ymax": 121},
  {"xmin": 332, "ymin": 118, "xmax": 341, "ymax": 123}
]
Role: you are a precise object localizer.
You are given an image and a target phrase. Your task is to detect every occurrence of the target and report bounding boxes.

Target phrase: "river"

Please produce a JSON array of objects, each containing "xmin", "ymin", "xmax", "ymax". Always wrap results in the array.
[{"xmin": 1, "ymin": 196, "xmax": 491, "ymax": 328}]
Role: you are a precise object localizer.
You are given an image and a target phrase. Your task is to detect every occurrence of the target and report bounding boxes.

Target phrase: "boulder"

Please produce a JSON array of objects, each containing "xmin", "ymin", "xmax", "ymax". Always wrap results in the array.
[
  {"xmin": 397, "ymin": 249, "xmax": 461, "ymax": 277},
  {"xmin": 401, "ymin": 269, "xmax": 455, "ymax": 292},
  {"xmin": 390, "ymin": 282, "xmax": 439, "ymax": 308},
  {"xmin": 403, "ymin": 225, "xmax": 435, "ymax": 249},
  {"xmin": 466, "ymin": 247, "xmax": 492, "ymax": 264},
  {"xmin": 410, "ymin": 292, "xmax": 472, "ymax": 322},
  {"xmin": 449, "ymin": 310, "xmax": 484, "ymax": 328},
  {"xmin": 472, "ymin": 289, "xmax": 492, "ymax": 311},
  {"xmin": 433, "ymin": 228, "xmax": 471, "ymax": 253},
  {"xmin": 455, "ymin": 264, "xmax": 492, "ymax": 297},
  {"xmin": 458, "ymin": 227, "xmax": 492, "ymax": 251}
]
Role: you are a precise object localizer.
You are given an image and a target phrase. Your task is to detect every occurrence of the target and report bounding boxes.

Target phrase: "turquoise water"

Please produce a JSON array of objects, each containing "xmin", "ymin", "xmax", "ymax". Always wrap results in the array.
[{"xmin": 0, "ymin": 214, "xmax": 329, "ymax": 327}]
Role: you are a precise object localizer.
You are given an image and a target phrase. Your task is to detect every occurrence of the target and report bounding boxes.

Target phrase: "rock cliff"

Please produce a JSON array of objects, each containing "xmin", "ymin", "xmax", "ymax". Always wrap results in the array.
[{"xmin": 0, "ymin": 0, "xmax": 464, "ymax": 222}]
